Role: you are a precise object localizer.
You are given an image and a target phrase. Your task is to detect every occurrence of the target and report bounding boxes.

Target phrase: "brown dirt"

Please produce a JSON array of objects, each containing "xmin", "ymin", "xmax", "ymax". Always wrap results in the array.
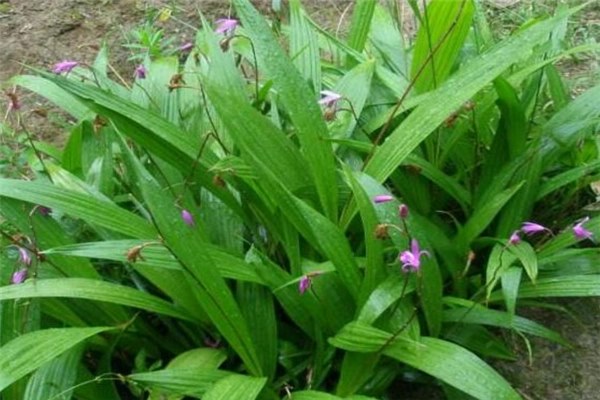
[{"xmin": 1, "ymin": 1, "xmax": 600, "ymax": 399}]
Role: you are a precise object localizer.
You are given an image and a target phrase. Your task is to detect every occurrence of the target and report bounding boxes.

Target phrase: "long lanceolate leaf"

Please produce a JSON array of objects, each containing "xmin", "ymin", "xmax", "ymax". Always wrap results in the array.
[
  {"xmin": 0, "ymin": 179, "xmax": 155, "ymax": 239},
  {"xmin": 0, "ymin": 327, "xmax": 111, "ymax": 392},
  {"xmin": 233, "ymin": 0, "xmax": 339, "ymax": 220},
  {"xmin": 364, "ymin": 7, "xmax": 580, "ymax": 186},
  {"xmin": 205, "ymin": 79, "xmax": 361, "ymax": 300},
  {"xmin": 0, "ymin": 279, "xmax": 194, "ymax": 321},
  {"xmin": 330, "ymin": 323, "xmax": 520, "ymax": 400},
  {"xmin": 120, "ymin": 139, "xmax": 263, "ymax": 376}
]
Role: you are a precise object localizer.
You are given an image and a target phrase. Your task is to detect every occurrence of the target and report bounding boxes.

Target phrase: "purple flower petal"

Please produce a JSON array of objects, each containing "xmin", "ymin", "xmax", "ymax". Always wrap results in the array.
[
  {"xmin": 17, "ymin": 247, "xmax": 32, "ymax": 266},
  {"xmin": 134, "ymin": 64, "xmax": 147, "ymax": 79},
  {"xmin": 373, "ymin": 195, "xmax": 393, "ymax": 204},
  {"xmin": 521, "ymin": 221, "xmax": 550, "ymax": 236},
  {"xmin": 298, "ymin": 275, "xmax": 310, "ymax": 294},
  {"xmin": 11, "ymin": 269, "xmax": 27, "ymax": 284},
  {"xmin": 53, "ymin": 60, "xmax": 79, "ymax": 74},
  {"xmin": 318, "ymin": 90, "xmax": 342, "ymax": 107},
  {"xmin": 399, "ymin": 239, "xmax": 429, "ymax": 273},
  {"xmin": 573, "ymin": 217, "xmax": 593, "ymax": 240},
  {"xmin": 399, "ymin": 204, "xmax": 409, "ymax": 219},
  {"xmin": 509, "ymin": 230, "xmax": 521, "ymax": 245},
  {"xmin": 181, "ymin": 209, "xmax": 195, "ymax": 227},
  {"xmin": 215, "ymin": 18, "xmax": 238, "ymax": 34},
  {"xmin": 179, "ymin": 42, "xmax": 194, "ymax": 52}
]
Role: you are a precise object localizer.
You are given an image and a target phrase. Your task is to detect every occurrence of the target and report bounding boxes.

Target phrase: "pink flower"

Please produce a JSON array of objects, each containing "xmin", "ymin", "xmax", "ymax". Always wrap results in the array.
[
  {"xmin": 521, "ymin": 221, "xmax": 550, "ymax": 236},
  {"xmin": 11, "ymin": 269, "xmax": 27, "ymax": 284},
  {"xmin": 52, "ymin": 60, "xmax": 79, "ymax": 74},
  {"xmin": 318, "ymin": 90, "xmax": 342, "ymax": 107},
  {"xmin": 298, "ymin": 275, "xmax": 311, "ymax": 294},
  {"xmin": 508, "ymin": 230, "xmax": 521, "ymax": 245},
  {"xmin": 134, "ymin": 64, "xmax": 147, "ymax": 79},
  {"xmin": 373, "ymin": 195, "xmax": 393, "ymax": 204},
  {"xmin": 179, "ymin": 42, "xmax": 194, "ymax": 52},
  {"xmin": 298, "ymin": 271, "xmax": 321, "ymax": 295},
  {"xmin": 181, "ymin": 209, "xmax": 195, "ymax": 227},
  {"xmin": 573, "ymin": 217, "xmax": 593, "ymax": 240},
  {"xmin": 399, "ymin": 239, "xmax": 430, "ymax": 273},
  {"xmin": 18, "ymin": 247, "xmax": 32, "ymax": 266},
  {"xmin": 399, "ymin": 204, "xmax": 409, "ymax": 219},
  {"xmin": 215, "ymin": 18, "xmax": 238, "ymax": 35}
]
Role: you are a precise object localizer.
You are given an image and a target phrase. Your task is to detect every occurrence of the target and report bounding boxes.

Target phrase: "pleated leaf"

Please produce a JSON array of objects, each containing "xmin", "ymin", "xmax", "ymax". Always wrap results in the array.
[
  {"xmin": 203, "ymin": 375, "xmax": 267, "ymax": 400},
  {"xmin": 0, "ymin": 279, "xmax": 193, "ymax": 321},
  {"xmin": 330, "ymin": 322, "xmax": 520, "ymax": 400},
  {"xmin": 233, "ymin": 0, "xmax": 339, "ymax": 220},
  {"xmin": 0, "ymin": 179, "xmax": 155, "ymax": 239},
  {"xmin": 0, "ymin": 327, "xmax": 110, "ymax": 392}
]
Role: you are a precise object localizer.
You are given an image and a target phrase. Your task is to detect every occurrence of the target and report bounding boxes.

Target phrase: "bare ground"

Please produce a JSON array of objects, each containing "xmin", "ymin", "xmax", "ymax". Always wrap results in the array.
[{"xmin": 1, "ymin": 1, "xmax": 600, "ymax": 399}]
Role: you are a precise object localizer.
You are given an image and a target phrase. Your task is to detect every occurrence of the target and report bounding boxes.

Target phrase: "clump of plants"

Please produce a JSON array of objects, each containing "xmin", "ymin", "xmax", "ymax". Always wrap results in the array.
[{"xmin": 1, "ymin": 0, "xmax": 599, "ymax": 399}]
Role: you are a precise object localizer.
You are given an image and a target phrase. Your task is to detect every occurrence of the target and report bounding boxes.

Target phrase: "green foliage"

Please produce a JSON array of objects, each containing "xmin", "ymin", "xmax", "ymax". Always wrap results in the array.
[{"xmin": 1, "ymin": 1, "xmax": 599, "ymax": 399}]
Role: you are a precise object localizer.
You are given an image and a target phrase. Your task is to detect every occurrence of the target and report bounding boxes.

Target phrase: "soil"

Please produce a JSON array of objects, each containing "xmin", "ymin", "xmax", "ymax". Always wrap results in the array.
[{"xmin": 1, "ymin": 1, "xmax": 599, "ymax": 399}]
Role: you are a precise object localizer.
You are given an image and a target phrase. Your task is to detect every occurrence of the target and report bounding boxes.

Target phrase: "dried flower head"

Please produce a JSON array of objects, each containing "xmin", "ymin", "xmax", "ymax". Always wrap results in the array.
[{"xmin": 374, "ymin": 224, "xmax": 390, "ymax": 240}]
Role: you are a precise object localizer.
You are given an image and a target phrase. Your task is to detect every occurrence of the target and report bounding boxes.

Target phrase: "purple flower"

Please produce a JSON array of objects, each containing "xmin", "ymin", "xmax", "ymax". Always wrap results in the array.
[
  {"xmin": 37, "ymin": 206, "xmax": 51, "ymax": 216},
  {"xmin": 318, "ymin": 90, "xmax": 342, "ymax": 107},
  {"xmin": 573, "ymin": 217, "xmax": 593, "ymax": 240},
  {"xmin": 181, "ymin": 209, "xmax": 195, "ymax": 227},
  {"xmin": 399, "ymin": 204, "xmax": 409, "ymax": 219},
  {"xmin": 179, "ymin": 42, "xmax": 194, "ymax": 52},
  {"xmin": 298, "ymin": 271, "xmax": 321, "ymax": 295},
  {"xmin": 399, "ymin": 239, "xmax": 429, "ymax": 273},
  {"xmin": 298, "ymin": 275, "xmax": 311, "ymax": 295},
  {"xmin": 215, "ymin": 18, "xmax": 238, "ymax": 35},
  {"xmin": 373, "ymin": 194, "xmax": 393, "ymax": 204},
  {"xmin": 52, "ymin": 60, "xmax": 79, "ymax": 74},
  {"xmin": 521, "ymin": 221, "xmax": 550, "ymax": 236},
  {"xmin": 17, "ymin": 247, "xmax": 32, "ymax": 266},
  {"xmin": 11, "ymin": 269, "xmax": 27, "ymax": 284},
  {"xmin": 134, "ymin": 64, "xmax": 147, "ymax": 79},
  {"xmin": 509, "ymin": 230, "xmax": 521, "ymax": 245}
]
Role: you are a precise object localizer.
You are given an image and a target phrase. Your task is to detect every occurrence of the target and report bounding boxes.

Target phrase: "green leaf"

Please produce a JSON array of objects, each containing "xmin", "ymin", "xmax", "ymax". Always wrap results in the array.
[
  {"xmin": 411, "ymin": 0, "xmax": 474, "ymax": 92},
  {"xmin": 330, "ymin": 322, "xmax": 520, "ymax": 400},
  {"xmin": 365, "ymin": 6, "xmax": 579, "ymax": 186},
  {"xmin": 290, "ymin": 0, "xmax": 321, "ymax": 92},
  {"xmin": 0, "ymin": 278, "xmax": 193, "ymax": 321},
  {"xmin": 236, "ymin": 283, "xmax": 278, "ymax": 379},
  {"xmin": 203, "ymin": 375, "xmax": 267, "ymax": 400},
  {"xmin": 490, "ymin": 275, "xmax": 600, "ymax": 301},
  {"xmin": 346, "ymin": 0, "xmax": 376, "ymax": 57},
  {"xmin": 506, "ymin": 241, "xmax": 538, "ymax": 283},
  {"xmin": 9, "ymin": 75, "xmax": 90, "ymax": 120},
  {"xmin": 23, "ymin": 345, "xmax": 83, "ymax": 400},
  {"xmin": 0, "ymin": 179, "xmax": 155, "ymax": 239},
  {"xmin": 0, "ymin": 327, "xmax": 110, "ymax": 392},
  {"xmin": 442, "ymin": 301, "xmax": 568, "ymax": 346},
  {"xmin": 457, "ymin": 182, "xmax": 524, "ymax": 249},
  {"xmin": 121, "ymin": 139, "xmax": 263, "ymax": 376},
  {"xmin": 129, "ymin": 368, "xmax": 232, "ymax": 398},
  {"xmin": 234, "ymin": 0, "xmax": 339, "ymax": 220}
]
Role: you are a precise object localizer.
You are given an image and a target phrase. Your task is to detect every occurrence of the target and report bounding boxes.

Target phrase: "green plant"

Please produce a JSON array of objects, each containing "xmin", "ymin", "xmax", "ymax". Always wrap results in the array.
[{"xmin": 1, "ymin": 0, "xmax": 599, "ymax": 399}]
